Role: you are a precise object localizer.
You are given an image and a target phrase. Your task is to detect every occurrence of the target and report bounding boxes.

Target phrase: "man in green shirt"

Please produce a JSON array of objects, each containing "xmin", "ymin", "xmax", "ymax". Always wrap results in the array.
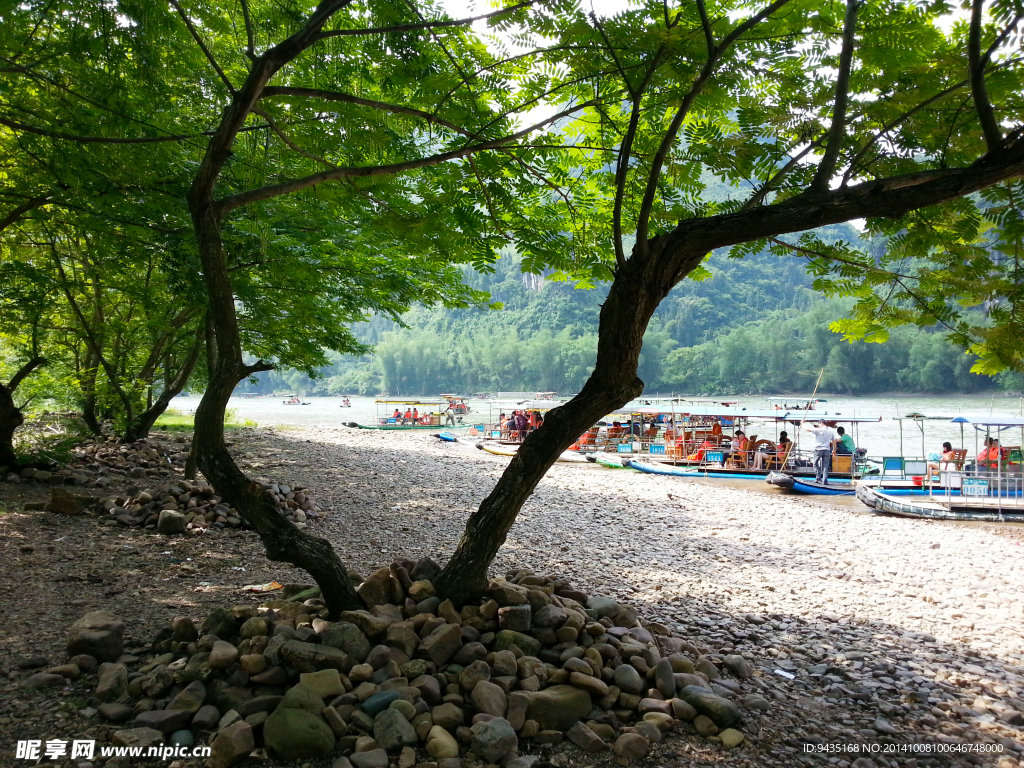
[{"xmin": 836, "ymin": 426, "xmax": 856, "ymax": 455}]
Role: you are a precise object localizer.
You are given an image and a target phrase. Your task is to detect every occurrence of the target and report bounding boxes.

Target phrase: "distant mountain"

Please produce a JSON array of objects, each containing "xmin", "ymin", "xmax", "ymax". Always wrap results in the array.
[{"xmin": 243, "ymin": 226, "xmax": 999, "ymax": 397}]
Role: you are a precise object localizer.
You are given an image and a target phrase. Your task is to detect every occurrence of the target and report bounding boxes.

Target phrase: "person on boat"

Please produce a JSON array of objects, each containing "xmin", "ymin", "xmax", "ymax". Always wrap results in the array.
[
  {"xmin": 727, "ymin": 430, "xmax": 748, "ymax": 466},
  {"xmin": 928, "ymin": 441, "xmax": 959, "ymax": 472},
  {"xmin": 752, "ymin": 431, "xmax": 790, "ymax": 470},
  {"xmin": 413, "ymin": 407, "xmax": 419, "ymax": 423},
  {"xmin": 835, "ymin": 426, "xmax": 855, "ymax": 455},
  {"xmin": 977, "ymin": 437, "xmax": 1005, "ymax": 470},
  {"xmin": 807, "ymin": 421, "xmax": 839, "ymax": 484},
  {"xmin": 392, "ymin": 409, "xmax": 401, "ymax": 420},
  {"xmin": 514, "ymin": 410, "xmax": 528, "ymax": 440},
  {"xmin": 403, "ymin": 408, "xmax": 413, "ymax": 425},
  {"xmin": 445, "ymin": 403, "xmax": 457, "ymax": 426}
]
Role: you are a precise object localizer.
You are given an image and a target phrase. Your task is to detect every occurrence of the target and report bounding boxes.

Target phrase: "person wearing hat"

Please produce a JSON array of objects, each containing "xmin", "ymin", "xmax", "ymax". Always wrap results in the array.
[{"xmin": 806, "ymin": 420, "xmax": 839, "ymax": 484}]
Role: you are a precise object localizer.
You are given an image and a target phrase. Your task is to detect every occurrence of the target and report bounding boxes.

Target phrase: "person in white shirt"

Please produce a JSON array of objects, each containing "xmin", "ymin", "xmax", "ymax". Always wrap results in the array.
[{"xmin": 806, "ymin": 421, "xmax": 839, "ymax": 484}]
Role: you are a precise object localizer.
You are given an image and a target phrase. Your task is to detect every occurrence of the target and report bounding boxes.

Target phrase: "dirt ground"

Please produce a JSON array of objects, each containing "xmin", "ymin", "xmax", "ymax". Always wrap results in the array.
[{"xmin": 1, "ymin": 426, "xmax": 1021, "ymax": 768}]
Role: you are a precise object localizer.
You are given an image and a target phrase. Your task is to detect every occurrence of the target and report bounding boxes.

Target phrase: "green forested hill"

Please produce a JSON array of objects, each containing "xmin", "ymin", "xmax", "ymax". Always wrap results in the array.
[{"xmin": 245, "ymin": 233, "xmax": 1008, "ymax": 397}]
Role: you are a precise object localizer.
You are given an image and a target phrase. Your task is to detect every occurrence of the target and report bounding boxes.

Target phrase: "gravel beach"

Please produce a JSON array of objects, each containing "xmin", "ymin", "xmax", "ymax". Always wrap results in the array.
[{"xmin": 2, "ymin": 424, "xmax": 1023, "ymax": 767}]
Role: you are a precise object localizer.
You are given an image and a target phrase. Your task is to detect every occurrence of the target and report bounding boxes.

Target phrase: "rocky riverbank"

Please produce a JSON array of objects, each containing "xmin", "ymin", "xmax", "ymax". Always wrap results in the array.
[{"xmin": 1, "ymin": 424, "xmax": 1022, "ymax": 767}]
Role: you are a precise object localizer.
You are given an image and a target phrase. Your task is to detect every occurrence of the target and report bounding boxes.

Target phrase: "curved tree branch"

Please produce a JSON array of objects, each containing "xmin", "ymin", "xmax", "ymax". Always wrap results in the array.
[
  {"xmin": 317, "ymin": 1, "xmax": 536, "ymax": 39},
  {"xmin": 969, "ymin": 0, "xmax": 1002, "ymax": 150},
  {"xmin": 810, "ymin": 0, "xmax": 860, "ymax": 191},
  {"xmin": 216, "ymin": 100, "xmax": 596, "ymax": 214}
]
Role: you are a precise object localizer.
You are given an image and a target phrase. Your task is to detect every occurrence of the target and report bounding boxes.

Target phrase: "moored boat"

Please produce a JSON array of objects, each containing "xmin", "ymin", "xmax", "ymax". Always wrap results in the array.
[
  {"xmin": 587, "ymin": 454, "xmax": 627, "ymax": 469},
  {"xmin": 786, "ymin": 476, "xmax": 855, "ymax": 496},
  {"xmin": 856, "ymin": 484, "xmax": 1024, "ymax": 522}
]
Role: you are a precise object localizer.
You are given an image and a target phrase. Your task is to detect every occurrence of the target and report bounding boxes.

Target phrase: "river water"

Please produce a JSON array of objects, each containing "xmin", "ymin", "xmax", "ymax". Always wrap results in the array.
[{"xmin": 171, "ymin": 392, "xmax": 1024, "ymax": 460}]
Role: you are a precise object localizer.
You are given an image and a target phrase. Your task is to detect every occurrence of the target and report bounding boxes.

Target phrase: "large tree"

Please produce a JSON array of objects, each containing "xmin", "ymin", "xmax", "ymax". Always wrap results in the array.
[{"xmin": 3, "ymin": 0, "xmax": 1022, "ymax": 614}]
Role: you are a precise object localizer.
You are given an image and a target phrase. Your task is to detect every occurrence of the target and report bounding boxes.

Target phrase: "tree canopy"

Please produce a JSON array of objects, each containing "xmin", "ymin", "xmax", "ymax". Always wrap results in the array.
[{"xmin": 2, "ymin": 0, "xmax": 1023, "ymax": 607}]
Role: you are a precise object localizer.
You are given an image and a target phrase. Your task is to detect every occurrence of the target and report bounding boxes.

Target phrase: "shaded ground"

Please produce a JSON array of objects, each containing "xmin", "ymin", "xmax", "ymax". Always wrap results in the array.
[{"xmin": 1, "ymin": 425, "xmax": 1022, "ymax": 767}]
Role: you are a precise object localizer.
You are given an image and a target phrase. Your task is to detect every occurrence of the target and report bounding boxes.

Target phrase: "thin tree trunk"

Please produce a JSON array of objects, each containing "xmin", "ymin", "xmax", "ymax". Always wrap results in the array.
[
  {"xmin": 0, "ymin": 357, "xmax": 46, "ymax": 469},
  {"xmin": 435, "ymin": 245, "xmax": 694, "ymax": 604},
  {"xmin": 79, "ymin": 351, "xmax": 102, "ymax": 435},
  {"xmin": 124, "ymin": 330, "xmax": 203, "ymax": 442},
  {"xmin": 189, "ymin": 199, "xmax": 363, "ymax": 617}
]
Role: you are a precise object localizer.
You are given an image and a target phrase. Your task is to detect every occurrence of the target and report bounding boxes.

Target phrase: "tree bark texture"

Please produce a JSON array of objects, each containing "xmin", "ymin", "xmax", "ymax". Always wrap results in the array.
[
  {"xmin": 435, "ymin": 241, "xmax": 701, "ymax": 604},
  {"xmin": 0, "ymin": 357, "xmax": 46, "ymax": 469}
]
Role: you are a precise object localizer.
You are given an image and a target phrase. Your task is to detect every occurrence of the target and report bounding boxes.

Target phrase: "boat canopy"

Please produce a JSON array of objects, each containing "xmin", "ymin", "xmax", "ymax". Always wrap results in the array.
[
  {"xmin": 950, "ymin": 415, "xmax": 1024, "ymax": 428},
  {"xmin": 766, "ymin": 396, "xmax": 827, "ymax": 403},
  {"xmin": 608, "ymin": 406, "xmax": 881, "ymax": 422},
  {"xmin": 490, "ymin": 399, "xmax": 567, "ymax": 411},
  {"xmin": 375, "ymin": 398, "xmax": 444, "ymax": 405}
]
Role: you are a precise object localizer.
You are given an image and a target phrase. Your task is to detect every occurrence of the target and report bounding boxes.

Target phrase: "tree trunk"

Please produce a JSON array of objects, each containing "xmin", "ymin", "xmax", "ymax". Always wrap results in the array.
[
  {"xmin": 123, "ymin": 333, "xmax": 203, "ymax": 443},
  {"xmin": 0, "ymin": 383, "xmax": 24, "ymax": 469},
  {"xmin": 79, "ymin": 351, "xmax": 102, "ymax": 435},
  {"xmin": 435, "ymin": 245, "xmax": 695, "ymax": 604},
  {"xmin": 0, "ymin": 357, "xmax": 46, "ymax": 469},
  {"xmin": 189, "ymin": 197, "xmax": 363, "ymax": 618}
]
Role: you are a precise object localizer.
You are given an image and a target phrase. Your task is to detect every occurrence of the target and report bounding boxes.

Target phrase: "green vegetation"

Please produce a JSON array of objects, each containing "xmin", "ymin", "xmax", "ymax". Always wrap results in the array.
[
  {"xmin": 152, "ymin": 409, "xmax": 256, "ymax": 434},
  {"xmin": 246, "ymin": 248, "xmax": 1000, "ymax": 396}
]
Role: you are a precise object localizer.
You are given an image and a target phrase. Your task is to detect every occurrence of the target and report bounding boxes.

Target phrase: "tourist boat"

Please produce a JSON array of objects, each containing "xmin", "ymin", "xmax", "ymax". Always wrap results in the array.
[
  {"xmin": 587, "ymin": 454, "xmax": 627, "ymax": 468},
  {"xmin": 766, "ymin": 396, "xmax": 827, "ymax": 411},
  {"xmin": 779, "ymin": 476, "xmax": 854, "ymax": 496},
  {"xmin": 346, "ymin": 398, "xmax": 475, "ymax": 430},
  {"xmin": 282, "ymin": 394, "xmax": 310, "ymax": 405},
  {"xmin": 856, "ymin": 483, "xmax": 1024, "ymax": 522},
  {"xmin": 439, "ymin": 394, "xmax": 472, "ymax": 414},
  {"xmin": 474, "ymin": 441, "xmax": 588, "ymax": 463},
  {"xmin": 481, "ymin": 399, "xmax": 569, "ymax": 445},
  {"xmin": 339, "ymin": 397, "xmax": 352, "ymax": 408}
]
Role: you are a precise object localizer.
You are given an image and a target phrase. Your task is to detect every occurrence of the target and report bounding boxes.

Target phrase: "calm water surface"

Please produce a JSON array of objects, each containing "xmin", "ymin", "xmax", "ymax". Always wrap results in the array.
[{"xmin": 171, "ymin": 392, "xmax": 1024, "ymax": 461}]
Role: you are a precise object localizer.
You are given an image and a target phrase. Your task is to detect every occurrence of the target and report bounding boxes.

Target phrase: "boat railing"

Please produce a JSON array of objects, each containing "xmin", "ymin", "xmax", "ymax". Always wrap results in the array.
[{"xmin": 926, "ymin": 463, "xmax": 1024, "ymax": 511}]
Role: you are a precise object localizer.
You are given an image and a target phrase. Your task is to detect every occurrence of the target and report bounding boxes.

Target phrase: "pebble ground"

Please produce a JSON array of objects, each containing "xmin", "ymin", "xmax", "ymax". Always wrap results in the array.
[{"xmin": 1, "ymin": 424, "xmax": 1022, "ymax": 768}]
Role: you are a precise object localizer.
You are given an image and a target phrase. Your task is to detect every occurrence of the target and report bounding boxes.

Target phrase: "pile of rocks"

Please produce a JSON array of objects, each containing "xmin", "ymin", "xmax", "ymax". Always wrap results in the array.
[
  {"xmin": 2, "ymin": 435, "xmax": 189, "ymax": 488},
  {"xmin": 62, "ymin": 562, "xmax": 766, "ymax": 767},
  {"xmin": 261, "ymin": 481, "xmax": 323, "ymax": 527},
  {"xmin": 89, "ymin": 479, "xmax": 324, "ymax": 534},
  {"xmin": 94, "ymin": 479, "xmax": 248, "ymax": 534}
]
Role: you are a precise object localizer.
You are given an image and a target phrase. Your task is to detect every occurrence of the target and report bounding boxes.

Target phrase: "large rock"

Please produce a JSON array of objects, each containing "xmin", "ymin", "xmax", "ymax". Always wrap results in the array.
[
  {"xmin": 321, "ymin": 622, "xmax": 372, "ymax": 662},
  {"xmin": 372, "ymin": 708, "xmax": 417, "ymax": 751},
  {"xmin": 357, "ymin": 568, "xmax": 393, "ymax": 608},
  {"xmin": 201, "ymin": 608, "xmax": 238, "ymax": 640},
  {"xmin": 134, "ymin": 709, "xmax": 192, "ymax": 735},
  {"xmin": 493, "ymin": 630, "xmax": 542, "ymax": 658},
  {"xmin": 523, "ymin": 685, "xmax": 592, "ymax": 731},
  {"xmin": 207, "ymin": 720, "xmax": 254, "ymax": 768},
  {"xmin": 613, "ymin": 732, "xmax": 649, "ymax": 760},
  {"xmin": 497, "ymin": 605, "xmax": 532, "ymax": 632},
  {"xmin": 471, "ymin": 680, "xmax": 507, "ymax": 717},
  {"xmin": 418, "ymin": 623, "xmax": 463, "ymax": 666},
  {"xmin": 67, "ymin": 611, "xmax": 124, "ymax": 662},
  {"xmin": 470, "ymin": 717, "xmax": 518, "ymax": 763},
  {"xmin": 299, "ymin": 669, "xmax": 345, "ymax": 699},
  {"xmin": 209, "ymin": 641, "xmax": 240, "ymax": 670},
  {"xmin": 158, "ymin": 510, "xmax": 186, "ymax": 534},
  {"xmin": 425, "ymin": 726, "xmax": 459, "ymax": 759},
  {"xmin": 339, "ymin": 611, "xmax": 392, "ymax": 638},
  {"xmin": 263, "ymin": 686, "xmax": 336, "ymax": 759},
  {"xmin": 281, "ymin": 640, "xmax": 348, "ymax": 672},
  {"xmin": 95, "ymin": 662, "xmax": 128, "ymax": 702},
  {"xmin": 110, "ymin": 728, "xmax": 163, "ymax": 749},
  {"xmin": 49, "ymin": 488, "xmax": 92, "ymax": 515},
  {"xmin": 613, "ymin": 663, "xmax": 644, "ymax": 695},
  {"xmin": 677, "ymin": 685, "xmax": 742, "ymax": 728}
]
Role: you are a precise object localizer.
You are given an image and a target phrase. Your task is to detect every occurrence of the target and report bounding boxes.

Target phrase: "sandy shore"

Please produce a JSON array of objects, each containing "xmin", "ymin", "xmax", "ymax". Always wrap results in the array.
[
  {"xmin": 246, "ymin": 426, "xmax": 1024, "ymax": 764},
  {"xmin": 2, "ymin": 424, "xmax": 1023, "ymax": 767}
]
